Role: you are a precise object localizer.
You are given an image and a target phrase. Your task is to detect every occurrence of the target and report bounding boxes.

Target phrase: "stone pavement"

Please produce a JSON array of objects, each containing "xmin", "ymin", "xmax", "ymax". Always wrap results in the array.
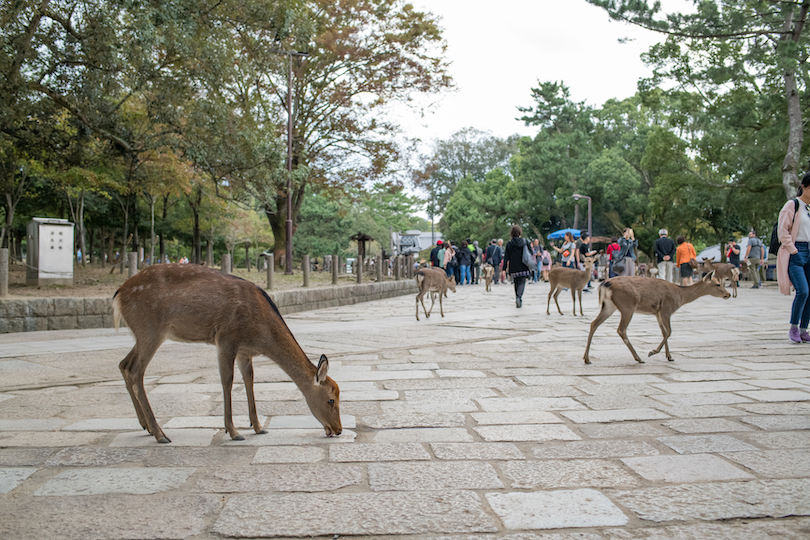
[{"xmin": 1, "ymin": 278, "xmax": 809, "ymax": 539}]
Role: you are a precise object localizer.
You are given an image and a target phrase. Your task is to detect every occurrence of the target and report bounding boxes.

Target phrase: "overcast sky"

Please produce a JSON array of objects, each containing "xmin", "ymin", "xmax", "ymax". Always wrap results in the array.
[{"xmin": 399, "ymin": 0, "xmax": 674, "ymax": 142}]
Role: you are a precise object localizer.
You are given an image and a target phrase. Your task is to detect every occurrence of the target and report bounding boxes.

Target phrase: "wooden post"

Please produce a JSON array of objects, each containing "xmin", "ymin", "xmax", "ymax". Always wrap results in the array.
[
  {"xmin": 394, "ymin": 256, "xmax": 400, "ymax": 280},
  {"xmin": 127, "ymin": 252, "xmax": 138, "ymax": 278},
  {"xmin": 332, "ymin": 254, "xmax": 339, "ymax": 285},
  {"xmin": 266, "ymin": 254, "xmax": 274, "ymax": 290},
  {"xmin": 303, "ymin": 255, "xmax": 310, "ymax": 287},
  {"xmin": 376, "ymin": 254, "xmax": 383, "ymax": 281},
  {"xmin": 0, "ymin": 248, "xmax": 8, "ymax": 297},
  {"xmin": 222, "ymin": 253, "xmax": 231, "ymax": 274},
  {"xmin": 357, "ymin": 256, "xmax": 363, "ymax": 284}
]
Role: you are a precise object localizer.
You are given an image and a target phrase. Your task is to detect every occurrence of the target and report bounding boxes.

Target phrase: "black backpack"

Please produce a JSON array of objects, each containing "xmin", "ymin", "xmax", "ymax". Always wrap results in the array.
[{"xmin": 770, "ymin": 198, "xmax": 799, "ymax": 254}]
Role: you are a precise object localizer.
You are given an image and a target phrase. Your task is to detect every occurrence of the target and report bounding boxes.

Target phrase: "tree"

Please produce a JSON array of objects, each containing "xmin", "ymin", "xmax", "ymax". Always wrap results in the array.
[
  {"xmin": 443, "ymin": 169, "xmax": 517, "ymax": 243},
  {"xmin": 586, "ymin": 0, "xmax": 810, "ymax": 198},
  {"xmin": 413, "ymin": 127, "xmax": 519, "ymax": 218}
]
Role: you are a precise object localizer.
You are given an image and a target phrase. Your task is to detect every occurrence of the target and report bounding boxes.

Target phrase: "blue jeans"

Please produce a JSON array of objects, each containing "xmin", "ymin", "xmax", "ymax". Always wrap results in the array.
[
  {"xmin": 788, "ymin": 242, "xmax": 810, "ymax": 327},
  {"xmin": 459, "ymin": 265, "xmax": 470, "ymax": 285}
]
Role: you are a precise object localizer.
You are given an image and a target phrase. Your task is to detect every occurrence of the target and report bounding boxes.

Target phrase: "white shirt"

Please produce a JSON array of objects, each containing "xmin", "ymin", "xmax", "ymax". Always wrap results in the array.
[{"xmin": 797, "ymin": 201, "xmax": 810, "ymax": 242}]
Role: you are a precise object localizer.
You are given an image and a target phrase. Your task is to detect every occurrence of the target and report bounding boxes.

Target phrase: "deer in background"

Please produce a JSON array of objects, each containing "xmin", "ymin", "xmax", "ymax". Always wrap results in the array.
[
  {"xmin": 415, "ymin": 268, "xmax": 456, "ymax": 320},
  {"xmin": 113, "ymin": 264, "xmax": 342, "ymax": 443},
  {"xmin": 547, "ymin": 256, "xmax": 597, "ymax": 316},
  {"xmin": 701, "ymin": 258, "xmax": 739, "ymax": 297},
  {"xmin": 583, "ymin": 272, "xmax": 731, "ymax": 364}
]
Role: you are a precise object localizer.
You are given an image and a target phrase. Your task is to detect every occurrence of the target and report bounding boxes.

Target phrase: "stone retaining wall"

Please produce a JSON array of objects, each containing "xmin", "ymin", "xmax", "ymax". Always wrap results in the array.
[{"xmin": 0, "ymin": 280, "xmax": 417, "ymax": 333}]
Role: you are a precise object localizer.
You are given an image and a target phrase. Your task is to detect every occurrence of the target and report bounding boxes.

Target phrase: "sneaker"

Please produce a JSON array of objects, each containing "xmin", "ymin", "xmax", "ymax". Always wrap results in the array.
[
  {"xmin": 751, "ymin": 285, "xmax": 760, "ymax": 289},
  {"xmin": 582, "ymin": 289, "xmax": 592, "ymax": 293},
  {"xmin": 516, "ymin": 298, "xmax": 522, "ymax": 308},
  {"xmin": 801, "ymin": 331, "xmax": 810, "ymax": 343},
  {"xmin": 789, "ymin": 327, "xmax": 802, "ymax": 343}
]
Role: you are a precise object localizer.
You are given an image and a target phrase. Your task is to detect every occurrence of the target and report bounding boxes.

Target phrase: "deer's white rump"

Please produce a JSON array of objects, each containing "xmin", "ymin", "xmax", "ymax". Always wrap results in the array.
[{"xmin": 113, "ymin": 264, "xmax": 341, "ymax": 443}]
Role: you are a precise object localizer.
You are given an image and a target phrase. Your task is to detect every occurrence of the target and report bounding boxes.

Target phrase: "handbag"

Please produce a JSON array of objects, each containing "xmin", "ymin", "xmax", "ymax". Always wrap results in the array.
[
  {"xmin": 522, "ymin": 240, "xmax": 537, "ymax": 272},
  {"xmin": 612, "ymin": 257, "xmax": 626, "ymax": 274},
  {"xmin": 688, "ymin": 258, "xmax": 698, "ymax": 270}
]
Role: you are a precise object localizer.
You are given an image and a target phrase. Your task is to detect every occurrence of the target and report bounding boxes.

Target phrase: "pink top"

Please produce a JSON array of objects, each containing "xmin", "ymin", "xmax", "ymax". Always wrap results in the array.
[{"xmin": 777, "ymin": 198, "xmax": 808, "ymax": 295}]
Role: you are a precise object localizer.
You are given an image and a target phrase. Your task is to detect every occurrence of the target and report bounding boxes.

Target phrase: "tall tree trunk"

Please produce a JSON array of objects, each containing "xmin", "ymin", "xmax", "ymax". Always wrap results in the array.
[
  {"xmin": 100, "ymin": 227, "xmax": 106, "ymax": 268},
  {"xmin": 87, "ymin": 228, "xmax": 94, "ymax": 266},
  {"xmin": 780, "ymin": 3, "xmax": 808, "ymax": 198},
  {"xmin": 159, "ymin": 193, "xmax": 168, "ymax": 264},
  {"xmin": 245, "ymin": 242, "xmax": 251, "ymax": 271}
]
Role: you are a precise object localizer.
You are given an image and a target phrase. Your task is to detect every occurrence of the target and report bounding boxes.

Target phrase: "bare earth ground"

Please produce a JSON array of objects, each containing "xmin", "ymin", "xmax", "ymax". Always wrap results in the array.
[{"xmin": 6, "ymin": 262, "xmax": 358, "ymax": 299}]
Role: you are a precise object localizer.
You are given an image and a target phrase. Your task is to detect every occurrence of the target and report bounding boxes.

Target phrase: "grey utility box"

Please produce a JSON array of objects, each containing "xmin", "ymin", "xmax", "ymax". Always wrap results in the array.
[{"xmin": 26, "ymin": 218, "xmax": 75, "ymax": 286}]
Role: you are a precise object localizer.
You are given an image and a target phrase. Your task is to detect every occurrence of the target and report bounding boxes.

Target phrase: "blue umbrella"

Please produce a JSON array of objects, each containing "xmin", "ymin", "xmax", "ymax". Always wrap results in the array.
[{"xmin": 547, "ymin": 228, "xmax": 581, "ymax": 240}]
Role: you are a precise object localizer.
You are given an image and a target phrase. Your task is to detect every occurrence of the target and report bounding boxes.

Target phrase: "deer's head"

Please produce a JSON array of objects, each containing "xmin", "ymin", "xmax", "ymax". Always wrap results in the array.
[
  {"xmin": 306, "ymin": 355, "xmax": 342, "ymax": 437},
  {"xmin": 701, "ymin": 271, "xmax": 731, "ymax": 299},
  {"xmin": 446, "ymin": 276, "xmax": 457, "ymax": 293}
]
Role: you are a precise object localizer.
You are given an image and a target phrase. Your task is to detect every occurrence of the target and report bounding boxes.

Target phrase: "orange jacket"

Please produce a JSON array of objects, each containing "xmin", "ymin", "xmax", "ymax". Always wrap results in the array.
[{"xmin": 675, "ymin": 242, "xmax": 696, "ymax": 267}]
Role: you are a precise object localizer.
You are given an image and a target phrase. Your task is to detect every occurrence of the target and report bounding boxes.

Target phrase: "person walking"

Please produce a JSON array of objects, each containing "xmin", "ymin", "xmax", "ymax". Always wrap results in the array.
[
  {"xmin": 744, "ymin": 230, "xmax": 765, "ymax": 289},
  {"xmin": 606, "ymin": 236, "xmax": 620, "ymax": 277},
  {"xmin": 430, "ymin": 240, "xmax": 443, "ymax": 268},
  {"xmin": 576, "ymin": 232, "xmax": 596, "ymax": 291},
  {"xmin": 531, "ymin": 238, "xmax": 541, "ymax": 282},
  {"xmin": 553, "ymin": 232, "xmax": 577, "ymax": 268},
  {"xmin": 727, "ymin": 238, "xmax": 741, "ymax": 287},
  {"xmin": 484, "ymin": 239, "xmax": 501, "ymax": 284},
  {"xmin": 675, "ymin": 235, "xmax": 697, "ymax": 286},
  {"xmin": 471, "ymin": 240, "xmax": 482, "ymax": 284},
  {"xmin": 777, "ymin": 172, "xmax": 810, "ymax": 343},
  {"xmin": 503, "ymin": 225, "xmax": 532, "ymax": 308},
  {"xmin": 541, "ymin": 246, "xmax": 551, "ymax": 282},
  {"xmin": 457, "ymin": 240, "xmax": 473, "ymax": 285},
  {"xmin": 614, "ymin": 228, "xmax": 638, "ymax": 277},
  {"xmin": 442, "ymin": 242, "xmax": 456, "ymax": 279},
  {"xmin": 654, "ymin": 229, "xmax": 677, "ymax": 283},
  {"xmin": 497, "ymin": 238, "xmax": 507, "ymax": 283}
]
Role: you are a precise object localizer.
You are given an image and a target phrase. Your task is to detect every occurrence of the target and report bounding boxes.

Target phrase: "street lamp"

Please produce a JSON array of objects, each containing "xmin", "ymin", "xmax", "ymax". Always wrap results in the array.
[
  {"xmin": 572, "ymin": 194, "xmax": 592, "ymax": 249},
  {"xmin": 277, "ymin": 50, "xmax": 309, "ymax": 275}
]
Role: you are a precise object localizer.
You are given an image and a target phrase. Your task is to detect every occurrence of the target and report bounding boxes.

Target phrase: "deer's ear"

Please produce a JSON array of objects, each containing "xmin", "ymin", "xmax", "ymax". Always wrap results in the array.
[
  {"xmin": 702, "ymin": 271, "xmax": 715, "ymax": 282},
  {"xmin": 316, "ymin": 355, "xmax": 329, "ymax": 383}
]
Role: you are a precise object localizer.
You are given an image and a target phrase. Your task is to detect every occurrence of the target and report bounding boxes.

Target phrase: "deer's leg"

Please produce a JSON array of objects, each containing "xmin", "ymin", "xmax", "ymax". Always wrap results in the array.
[
  {"xmin": 217, "ymin": 345, "xmax": 242, "ymax": 440},
  {"xmin": 616, "ymin": 309, "xmax": 643, "ymax": 363},
  {"xmin": 583, "ymin": 302, "xmax": 616, "ymax": 364},
  {"xmin": 119, "ymin": 336, "xmax": 169, "ymax": 443},
  {"xmin": 439, "ymin": 290, "xmax": 445, "ymax": 317},
  {"xmin": 553, "ymin": 288, "xmax": 564, "ymax": 315},
  {"xmin": 416, "ymin": 291, "xmax": 424, "ymax": 320},
  {"xmin": 649, "ymin": 313, "xmax": 674, "ymax": 360},
  {"xmin": 546, "ymin": 286, "xmax": 554, "ymax": 315},
  {"xmin": 427, "ymin": 292, "xmax": 436, "ymax": 317},
  {"xmin": 237, "ymin": 354, "xmax": 266, "ymax": 434},
  {"xmin": 573, "ymin": 288, "xmax": 580, "ymax": 316}
]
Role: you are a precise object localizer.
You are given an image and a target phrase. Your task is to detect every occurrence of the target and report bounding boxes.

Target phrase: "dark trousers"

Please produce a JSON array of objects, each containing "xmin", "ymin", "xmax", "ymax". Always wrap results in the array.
[
  {"xmin": 473, "ymin": 264, "xmax": 480, "ymax": 284},
  {"xmin": 513, "ymin": 275, "xmax": 527, "ymax": 300}
]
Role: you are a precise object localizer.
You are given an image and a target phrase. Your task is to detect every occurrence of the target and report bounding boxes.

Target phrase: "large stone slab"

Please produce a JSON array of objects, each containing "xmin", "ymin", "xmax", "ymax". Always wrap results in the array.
[
  {"xmin": 0, "ymin": 432, "xmax": 104, "ymax": 447},
  {"xmin": 477, "ymin": 397, "xmax": 585, "ymax": 412},
  {"xmin": 45, "ymin": 448, "xmax": 148, "ymax": 467},
  {"xmin": 369, "ymin": 461, "xmax": 503, "ymax": 491},
  {"xmin": 372, "ymin": 427, "xmax": 473, "ymax": 443},
  {"xmin": 329, "ymin": 443, "xmax": 430, "ymax": 462},
  {"xmin": 0, "ymin": 494, "xmax": 220, "ymax": 540},
  {"xmin": 473, "ymin": 424, "xmax": 581, "ymax": 442},
  {"xmin": 109, "ymin": 429, "xmax": 218, "ymax": 447},
  {"xmin": 486, "ymin": 490, "xmax": 629, "ymax": 529},
  {"xmin": 62, "ymin": 418, "xmax": 148, "ymax": 431},
  {"xmin": 360, "ymin": 413, "xmax": 466, "ymax": 429},
  {"xmin": 213, "ymin": 491, "xmax": 499, "ymax": 537},
  {"xmin": 621, "ymin": 454, "xmax": 754, "ymax": 483},
  {"xmin": 613, "ymin": 479, "xmax": 810, "ymax": 522},
  {"xmin": 722, "ymin": 449, "xmax": 810, "ymax": 478},
  {"xmin": 532, "ymin": 440, "xmax": 659, "ymax": 459},
  {"xmin": 195, "ymin": 464, "xmax": 362, "ymax": 492},
  {"xmin": 603, "ymin": 518, "xmax": 810, "ymax": 539},
  {"xmin": 34, "ymin": 467, "xmax": 195, "ymax": 496},
  {"xmin": 657, "ymin": 434, "xmax": 759, "ymax": 454},
  {"xmin": 252, "ymin": 446, "xmax": 326, "ymax": 464},
  {"xmin": 651, "ymin": 381, "xmax": 757, "ymax": 394},
  {"xmin": 662, "ymin": 418, "xmax": 751, "ymax": 434},
  {"xmin": 0, "ymin": 467, "xmax": 36, "ymax": 494},
  {"xmin": 502, "ymin": 460, "xmax": 641, "ymax": 489},
  {"xmin": 740, "ymin": 415, "xmax": 810, "ymax": 431},
  {"xmin": 224, "ymin": 428, "xmax": 356, "ymax": 446},
  {"xmin": 471, "ymin": 411, "xmax": 562, "ymax": 425},
  {"xmin": 0, "ymin": 419, "xmax": 66, "ymax": 431},
  {"xmin": 561, "ymin": 408, "xmax": 670, "ymax": 423},
  {"xmin": 431, "ymin": 442, "xmax": 525, "ymax": 461}
]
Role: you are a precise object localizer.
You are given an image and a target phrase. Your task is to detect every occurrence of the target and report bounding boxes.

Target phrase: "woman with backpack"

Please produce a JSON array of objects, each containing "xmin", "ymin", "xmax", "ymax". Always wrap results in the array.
[
  {"xmin": 503, "ymin": 225, "xmax": 533, "ymax": 308},
  {"xmin": 777, "ymin": 172, "xmax": 810, "ymax": 343},
  {"xmin": 552, "ymin": 232, "xmax": 577, "ymax": 268}
]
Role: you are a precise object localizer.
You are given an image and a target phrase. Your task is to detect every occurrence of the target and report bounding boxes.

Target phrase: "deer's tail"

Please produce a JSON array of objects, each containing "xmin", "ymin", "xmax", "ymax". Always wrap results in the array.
[{"xmin": 112, "ymin": 293, "xmax": 123, "ymax": 331}]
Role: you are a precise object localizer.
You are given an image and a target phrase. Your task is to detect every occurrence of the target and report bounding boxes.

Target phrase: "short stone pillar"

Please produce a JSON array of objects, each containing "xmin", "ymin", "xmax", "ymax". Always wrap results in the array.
[
  {"xmin": 0, "ymin": 248, "xmax": 8, "ymax": 297},
  {"xmin": 406, "ymin": 255, "xmax": 413, "ymax": 278},
  {"xmin": 394, "ymin": 256, "xmax": 400, "ymax": 281},
  {"xmin": 376, "ymin": 254, "xmax": 383, "ymax": 281},
  {"xmin": 303, "ymin": 255, "xmax": 310, "ymax": 287},
  {"xmin": 221, "ymin": 253, "xmax": 231, "ymax": 274},
  {"xmin": 265, "ymin": 254, "xmax": 274, "ymax": 290},
  {"xmin": 332, "ymin": 254, "xmax": 339, "ymax": 285},
  {"xmin": 356, "ymin": 256, "xmax": 363, "ymax": 284},
  {"xmin": 127, "ymin": 252, "xmax": 138, "ymax": 278}
]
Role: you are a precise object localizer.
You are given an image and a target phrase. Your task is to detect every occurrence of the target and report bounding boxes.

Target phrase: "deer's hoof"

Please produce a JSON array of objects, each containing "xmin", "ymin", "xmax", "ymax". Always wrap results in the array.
[
  {"xmin": 635, "ymin": 359, "xmax": 645, "ymax": 364},
  {"xmin": 232, "ymin": 434, "xmax": 245, "ymax": 441},
  {"xmin": 648, "ymin": 351, "xmax": 656, "ymax": 357},
  {"xmin": 667, "ymin": 357, "xmax": 674, "ymax": 362},
  {"xmin": 157, "ymin": 437, "xmax": 171, "ymax": 444},
  {"xmin": 584, "ymin": 358, "xmax": 591, "ymax": 365},
  {"xmin": 257, "ymin": 429, "xmax": 268, "ymax": 435}
]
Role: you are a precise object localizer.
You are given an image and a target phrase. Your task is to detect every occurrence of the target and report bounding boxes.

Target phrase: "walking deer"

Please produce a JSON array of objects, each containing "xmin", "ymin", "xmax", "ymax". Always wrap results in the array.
[
  {"xmin": 701, "ymin": 258, "xmax": 740, "ymax": 297},
  {"xmin": 482, "ymin": 264, "xmax": 495, "ymax": 291},
  {"xmin": 113, "ymin": 264, "xmax": 342, "ymax": 443},
  {"xmin": 583, "ymin": 272, "xmax": 730, "ymax": 364},
  {"xmin": 415, "ymin": 268, "xmax": 456, "ymax": 320},
  {"xmin": 547, "ymin": 256, "xmax": 597, "ymax": 316}
]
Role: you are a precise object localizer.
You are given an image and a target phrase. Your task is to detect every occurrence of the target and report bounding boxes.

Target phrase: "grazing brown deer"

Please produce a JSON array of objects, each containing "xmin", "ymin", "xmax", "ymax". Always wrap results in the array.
[
  {"xmin": 547, "ymin": 256, "xmax": 597, "ymax": 316},
  {"xmin": 583, "ymin": 272, "xmax": 730, "ymax": 364},
  {"xmin": 701, "ymin": 258, "xmax": 740, "ymax": 297},
  {"xmin": 113, "ymin": 264, "xmax": 342, "ymax": 443},
  {"xmin": 415, "ymin": 268, "xmax": 456, "ymax": 320}
]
